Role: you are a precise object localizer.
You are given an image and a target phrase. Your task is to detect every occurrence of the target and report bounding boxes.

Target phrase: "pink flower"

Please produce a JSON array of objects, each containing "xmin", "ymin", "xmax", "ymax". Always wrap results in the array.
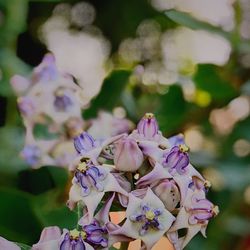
[{"xmin": 114, "ymin": 137, "xmax": 144, "ymax": 172}]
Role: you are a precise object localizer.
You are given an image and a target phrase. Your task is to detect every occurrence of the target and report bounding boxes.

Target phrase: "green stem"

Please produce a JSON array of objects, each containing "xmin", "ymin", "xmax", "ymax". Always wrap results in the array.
[{"xmin": 77, "ymin": 202, "xmax": 84, "ymax": 230}]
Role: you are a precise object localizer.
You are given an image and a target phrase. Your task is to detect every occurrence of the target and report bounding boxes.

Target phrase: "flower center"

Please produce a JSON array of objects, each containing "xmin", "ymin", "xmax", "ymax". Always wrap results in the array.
[
  {"xmin": 77, "ymin": 162, "xmax": 89, "ymax": 173},
  {"xmin": 69, "ymin": 229, "xmax": 87, "ymax": 240},
  {"xmin": 130, "ymin": 204, "xmax": 163, "ymax": 236},
  {"xmin": 145, "ymin": 210, "xmax": 155, "ymax": 220},
  {"xmin": 144, "ymin": 113, "xmax": 154, "ymax": 119},
  {"xmin": 212, "ymin": 205, "xmax": 219, "ymax": 216},
  {"xmin": 178, "ymin": 144, "xmax": 189, "ymax": 153},
  {"xmin": 54, "ymin": 88, "xmax": 73, "ymax": 112}
]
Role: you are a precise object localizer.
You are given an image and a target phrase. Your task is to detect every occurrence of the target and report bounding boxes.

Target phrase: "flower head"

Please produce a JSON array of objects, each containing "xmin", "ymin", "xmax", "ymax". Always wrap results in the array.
[
  {"xmin": 162, "ymin": 144, "xmax": 190, "ymax": 175},
  {"xmin": 113, "ymin": 189, "xmax": 175, "ymax": 250}
]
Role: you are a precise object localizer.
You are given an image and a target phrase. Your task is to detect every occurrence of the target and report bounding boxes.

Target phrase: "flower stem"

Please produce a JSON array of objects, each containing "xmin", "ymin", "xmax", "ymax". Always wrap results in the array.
[{"xmin": 77, "ymin": 202, "xmax": 84, "ymax": 230}]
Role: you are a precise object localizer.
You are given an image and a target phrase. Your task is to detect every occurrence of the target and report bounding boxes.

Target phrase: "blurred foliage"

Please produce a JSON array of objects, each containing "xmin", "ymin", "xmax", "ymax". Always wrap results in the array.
[{"xmin": 0, "ymin": 0, "xmax": 250, "ymax": 249}]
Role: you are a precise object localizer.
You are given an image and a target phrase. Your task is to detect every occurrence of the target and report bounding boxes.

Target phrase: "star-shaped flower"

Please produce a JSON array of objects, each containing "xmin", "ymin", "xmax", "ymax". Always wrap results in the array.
[
  {"xmin": 168, "ymin": 189, "xmax": 219, "ymax": 249},
  {"xmin": 70, "ymin": 132, "xmax": 126, "ymax": 168},
  {"xmin": 113, "ymin": 188, "xmax": 175, "ymax": 250},
  {"xmin": 68, "ymin": 161, "xmax": 129, "ymax": 222},
  {"xmin": 32, "ymin": 226, "xmax": 94, "ymax": 250}
]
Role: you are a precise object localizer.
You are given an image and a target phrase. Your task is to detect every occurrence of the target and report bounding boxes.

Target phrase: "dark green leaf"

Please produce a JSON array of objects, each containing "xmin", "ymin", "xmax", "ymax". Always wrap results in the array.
[
  {"xmin": 156, "ymin": 85, "xmax": 187, "ymax": 133},
  {"xmin": 32, "ymin": 191, "xmax": 77, "ymax": 229},
  {"xmin": 0, "ymin": 188, "xmax": 41, "ymax": 244},
  {"xmin": 193, "ymin": 64, "xmax": 237, "ymax": 101}
]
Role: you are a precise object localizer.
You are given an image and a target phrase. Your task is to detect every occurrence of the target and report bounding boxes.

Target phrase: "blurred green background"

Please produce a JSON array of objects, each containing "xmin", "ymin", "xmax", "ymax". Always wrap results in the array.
[{"xmin": 0, "ymin": 0, "xmax": 250, "ymax": 249}]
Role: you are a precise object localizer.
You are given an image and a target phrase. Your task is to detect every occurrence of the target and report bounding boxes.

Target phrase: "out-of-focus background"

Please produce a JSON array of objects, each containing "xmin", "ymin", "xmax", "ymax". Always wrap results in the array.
[{"xmin": 0, "ymin": 0, "xmax": 250, "ymax": 249}]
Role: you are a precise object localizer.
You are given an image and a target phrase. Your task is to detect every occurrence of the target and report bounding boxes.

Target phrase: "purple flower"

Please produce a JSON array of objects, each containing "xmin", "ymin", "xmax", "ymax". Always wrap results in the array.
[
  {"xmin": 73, "ymin": 159, "xmax": 107, "ymax": 196},
  {"xmin": 17, "ymin": 97, "xmax": 36, "ymax": 117},
  {"xmin": 137, "ymin": 113, "xmax": 159, "ymax": 139},
  {"xmin": 54, "ymin": 88, "xmax": 73, "ymax": 112},
  {"xmin": 188, "ymin": 194, "xmax": 218, "ymax": 225},
  {"xmin": 113, "ymin": 189, "xmax": 175, "ymax": 250},
  {"xmin": 32, "ymin": 227, "xmax": 94, "ymax": 250},
  {"xmin": 168, "ymin": 189, "xmax": 219, "ymax": 249},
  {"xmin": 60, "ymin": 229, "xmax": 88, "ymax": 250},
  {"xmin": 68, "ymin": 163, "xmax": 129, "ymax": 222},
  {"xmin": 32, "ymin": 53, "xmax": 58, "ymax": 82},
  {"xmin": 21, "ymin": 145, "xmax": 41, "ymax": 166},
  {"xmin": 168, "ymin": 133, "xmax": 185, "ymax": 147},
  {"xmin": 130, "ymin": 203, "xmax": 164, "ymax": 236},
  {"xmin": 163, "ymin": 144, "xmax": 189, "ymax": 175},
  {"xmin": 74, "ymin": 132, "xmax": 97, "ymax": 155},
  {"xmin": 83, "ymin": 220, "xmax": 108, "ymax": 247}
]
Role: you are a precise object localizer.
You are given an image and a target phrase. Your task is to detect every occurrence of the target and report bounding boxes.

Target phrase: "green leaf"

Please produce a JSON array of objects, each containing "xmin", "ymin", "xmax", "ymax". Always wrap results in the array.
[
  {"xmin": 32, "ymin": 191, "xmax": 77, "ymax": 229},
  {"xmin": 83, "ymin": 70, "xmax": 131, "ymax": 119},
  {"xmin": 165, "ymin": 10, "xmax": 230, "ymax": 40},
  {"xmin": 18, "ymin": 166, "xmax": 69, "ymax": 194},
  {"xmin": 0, "ymin": 188, "xmax": 41, "ymax": 244},
  {"xmin": 193, "ymin": 64, "xmax": 237, "ymax": 101},
  {"xmin": 156, "ymin": 85, "xmax": 187, "ymax": 133}
]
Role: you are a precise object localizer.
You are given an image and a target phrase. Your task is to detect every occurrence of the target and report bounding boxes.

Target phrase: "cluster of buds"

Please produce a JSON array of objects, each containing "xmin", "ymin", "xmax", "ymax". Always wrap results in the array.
[
  {"xmin": 11, "ymin": 54, "xmax": 132, "ymax": 168},
  {"xmin": 0, "ymin": 113, "xmax": 218, "ymax": 249}
]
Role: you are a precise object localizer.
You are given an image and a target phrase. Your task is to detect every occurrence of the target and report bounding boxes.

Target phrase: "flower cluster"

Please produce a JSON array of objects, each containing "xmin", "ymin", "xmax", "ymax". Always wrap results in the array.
[
  {"xmin": 11, "ymin": 54, "xmax": 132, "ymax": 168},
  {"xmin": 66, "ymin": 113, "xmax": 218, "ymax": 249},
  {"xmin": 0, "ymin": 113, "xmax": 218, "ymax": 249}
]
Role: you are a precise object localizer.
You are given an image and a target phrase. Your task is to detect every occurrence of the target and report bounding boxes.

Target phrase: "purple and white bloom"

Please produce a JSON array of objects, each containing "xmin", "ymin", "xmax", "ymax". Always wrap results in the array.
[
  {"xmin": 0, "ymin": 236, "xmax": 20, "ymax": 250},
  {"xmin": 168, "ymin": 134, "xmax": 185, "ymax": 147},
  {"xmin": 10, "ymin": 75, "xmax": 31, "ymax": 96},
  {"xmin": 136, "ymin": 161, "xmax": 204, "ymax": 205},
  {"xmin": 137, "ymin": 113, "xmax": 159, "ymax": 140},
  {"xmin": 32, "ymin": 226, "xmax": 94, "ymax": 250},
  {"xmin": 111, "ymin": 172, "xmax": 132, "ymax": 207},
  {"xmin": 130, "ymin": 113, "xmax": 169, "ymax": 147},
  {"xmin": 17, "ymin": 96, "xmax": 37, "ymax": 117},
  {"xmin": 20, "ymin": 122, "xmax": 59, "ymax": 168},
  {"xmin": 71, "ymin": 132, "xmax": 126, "ymax": 168},
  {"xmin": 168, "ymin": 189, "xmax": 219, "ymax": 250},
  {"xmin": 79, "ymin": 193, "xmax": 132, "ymax": 249},
  {"xmin": 113, "ymin": 188, "xmax": 175, "ymax": 250},
  {"xmin": 87, "ymin": 111, "xmax": 133, "ymax": 139},
  {"xmin": 68, "ymin": 160, "xmax": 128, "ymax": 222},
  {"xmin": 162, "ymin": 144, "xmax": 190, "ymax": 175},
  {"xmin": 114, "ymin": 137, "xmax": 144, "ymax": 172},
  {"xmin": 11, "ymin": 53, "xmax": 86, "ymax": 126}
]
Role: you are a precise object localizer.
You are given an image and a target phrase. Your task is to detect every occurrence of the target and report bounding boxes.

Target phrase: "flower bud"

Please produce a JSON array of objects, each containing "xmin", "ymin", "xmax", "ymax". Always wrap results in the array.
[
  {"xmin": 153, "ymin": 179, "xmax": 180, "ymax": 211},
  {"xmin": 10, "ymin": 75, "xmax": 30, "ymax": 95},
  {"xmin": 74, "ymin": 132, "xmax": 96, "ymax": 154},
  {"xmin": 114, "ymin": 138, "xmax": 143, "ymax": 172},
  {"xmin": 17, "ymin": 97, "xmax": 36, "ymax": 117},
  {"xmin": 137, "ymin": 113, "xmax": 159, "ymax": 139}
]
